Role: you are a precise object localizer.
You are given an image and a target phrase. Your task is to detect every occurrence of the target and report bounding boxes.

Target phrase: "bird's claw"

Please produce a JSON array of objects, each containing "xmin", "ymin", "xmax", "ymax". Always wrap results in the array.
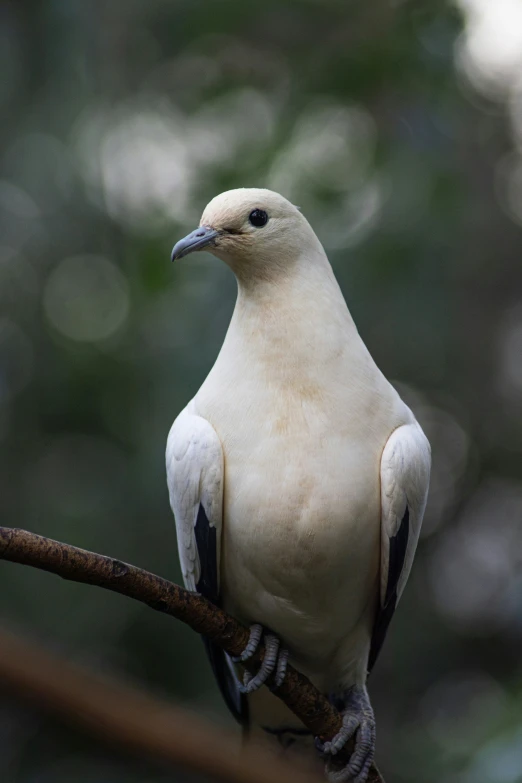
[
  {"xmin": 272, "ymin": 646, "xmax": 289, "ymax": 689},
  {"xmin": 316, "ymin": 686, "xmax": 376, "ymax": 783},
  {"xmin": 233, "ymin": 625, "xmax": 289, "ymax": 694},
  {"xmin": 231, "ymin": 623, "xmax": 263, "ymax": 663}
]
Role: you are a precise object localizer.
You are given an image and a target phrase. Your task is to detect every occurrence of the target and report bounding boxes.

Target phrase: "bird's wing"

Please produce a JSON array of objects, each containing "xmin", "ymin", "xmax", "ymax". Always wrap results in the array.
[
  {"xmin": 368, "ymin": 421, "xmax": 431, "ymax": 673},
  {"xmin": 166, "ymin": 400, "xmax": 247, "ymax": 723}
]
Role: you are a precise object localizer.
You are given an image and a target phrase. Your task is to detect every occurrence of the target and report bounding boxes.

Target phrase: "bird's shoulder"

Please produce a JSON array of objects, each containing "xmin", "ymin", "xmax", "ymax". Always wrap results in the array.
[{"xmin": 166, "ymin": 399, "xmax": 221, "ymax": 463}]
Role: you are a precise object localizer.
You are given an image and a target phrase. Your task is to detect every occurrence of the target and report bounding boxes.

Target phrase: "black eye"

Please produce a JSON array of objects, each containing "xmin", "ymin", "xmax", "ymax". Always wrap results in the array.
[{"xmin": 249, "ymin": 209, "xmax": 268, "ymax": 228}]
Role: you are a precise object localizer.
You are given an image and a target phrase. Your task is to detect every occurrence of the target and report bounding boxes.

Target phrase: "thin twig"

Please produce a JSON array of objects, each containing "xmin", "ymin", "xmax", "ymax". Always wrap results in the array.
[{"xmin": 0, "ymin": 527, "xmax": 384, "ymax": 783}]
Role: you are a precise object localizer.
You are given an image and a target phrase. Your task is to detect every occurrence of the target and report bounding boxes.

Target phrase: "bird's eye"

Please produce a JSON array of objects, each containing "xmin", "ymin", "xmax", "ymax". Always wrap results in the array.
[{"xmin": 248, "ymin": 209, "xmax": 268, "ymax": 228}]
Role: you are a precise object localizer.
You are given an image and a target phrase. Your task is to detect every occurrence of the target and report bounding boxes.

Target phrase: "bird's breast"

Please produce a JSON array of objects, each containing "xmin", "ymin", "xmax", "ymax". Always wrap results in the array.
[
  {"xmin": 218, "ymin": 429, "xmax": 381, "ymax": 666},
  {"xmin": 195, "ymin": 344, "xmax": 408, "ymax": 667}
]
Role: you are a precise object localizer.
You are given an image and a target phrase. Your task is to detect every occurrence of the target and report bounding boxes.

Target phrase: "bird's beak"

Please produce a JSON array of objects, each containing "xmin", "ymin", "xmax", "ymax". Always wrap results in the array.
[{"xmin": 171, "ymin": 226, "xmax": 220, "ymax": 262}]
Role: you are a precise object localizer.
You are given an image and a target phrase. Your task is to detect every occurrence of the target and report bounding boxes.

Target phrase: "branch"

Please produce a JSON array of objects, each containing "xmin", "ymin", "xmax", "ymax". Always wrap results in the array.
[
  {"xmin": 0, "ymin": 527, "xmax": 384, "ymax": 783},
  {"xmin": 0, "ymin": 628, "xmax": 319, "ymax": 783}
]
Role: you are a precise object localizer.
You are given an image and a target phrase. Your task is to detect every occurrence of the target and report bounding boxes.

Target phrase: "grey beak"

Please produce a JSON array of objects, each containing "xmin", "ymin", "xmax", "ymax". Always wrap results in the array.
[{"xmin": 171, "ymin": 226, "xmax": 219, "ymax": 261}]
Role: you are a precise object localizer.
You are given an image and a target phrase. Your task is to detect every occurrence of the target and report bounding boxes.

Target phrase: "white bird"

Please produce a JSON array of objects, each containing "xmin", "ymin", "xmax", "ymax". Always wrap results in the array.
[{"xmin": 166, "ymin": 188, "xmax": 430, "ymax": 782}]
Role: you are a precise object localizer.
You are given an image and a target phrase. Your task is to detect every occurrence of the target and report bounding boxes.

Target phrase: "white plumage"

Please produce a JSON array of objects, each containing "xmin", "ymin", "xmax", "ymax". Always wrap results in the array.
[
  {"xmin": 166, "ymin": 400, "xmax": 223, "ymax": 594},
  {"xmin": 166, "ymin": 188, "xmax": 430, "ymax": 781}
]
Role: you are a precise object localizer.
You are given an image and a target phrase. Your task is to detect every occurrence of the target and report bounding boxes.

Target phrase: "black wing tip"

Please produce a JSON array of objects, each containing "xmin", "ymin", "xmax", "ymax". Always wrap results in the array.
[
  {"xmin": 368, "ymin": 505, "xmax": 410, "ymax": 674},
  {"xmin": 195, "ymin": 504, "xmax": 249, "ymax": 726},
  {"xmin": 202, "ymin": 637, "xmax": 249, "ymax": 726},
  {"xmin": 194, "ymin": 503, "xmax": 219, "ymax": 603}
]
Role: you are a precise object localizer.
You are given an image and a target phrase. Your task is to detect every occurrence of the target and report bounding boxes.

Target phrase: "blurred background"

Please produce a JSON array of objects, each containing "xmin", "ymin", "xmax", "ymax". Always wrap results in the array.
[{"xmin": 1, "ymin": 1, "xmax": 521, "ymax": 782}]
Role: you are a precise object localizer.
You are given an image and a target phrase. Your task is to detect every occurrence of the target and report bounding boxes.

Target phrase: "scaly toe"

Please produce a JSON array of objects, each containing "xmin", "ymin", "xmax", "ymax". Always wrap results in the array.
[
  {"xmin": 325, "ymin": 713, "xmax": 359, "ymax": 756},
  {"xmin": 231, "ymin": 623, "xmax": 263, "ymax": 663},
  {"xmin": 271, "ymin": 646, "xmax": 289, "ymax": 689},
  {"xmin": 354, "ymin": 753, "xmax": 375, "ymax": 783},
  {"xmin": 325, "ymin": 719, "xmax": 375, "ymax": 782},
  {"xmin": 346, "ymin": 720, "xmax": 375, "ymax": 781},
  {"xmin": 320, "ymin": 687, "xmax": 376, "ymax": 783},
  {"xmin": 239, "ymin": 633, "xmax": 280, "ymax": 694},
  {"xmin": 240, "ymin": 670, "xmax": 253, "ymax": 691}
]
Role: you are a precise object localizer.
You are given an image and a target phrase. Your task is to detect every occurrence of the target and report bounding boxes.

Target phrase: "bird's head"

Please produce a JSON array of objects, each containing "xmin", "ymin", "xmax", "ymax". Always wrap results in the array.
[{"xmin": 171, "ymin": 188, "xmax": 321, "ymax": 282}]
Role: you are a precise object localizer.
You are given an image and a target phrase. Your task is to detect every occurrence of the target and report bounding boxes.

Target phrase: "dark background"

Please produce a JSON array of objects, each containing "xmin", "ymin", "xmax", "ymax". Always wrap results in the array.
[{"xmin": 1, "ymin": 2, "xmax": 521, "ymax": 782}]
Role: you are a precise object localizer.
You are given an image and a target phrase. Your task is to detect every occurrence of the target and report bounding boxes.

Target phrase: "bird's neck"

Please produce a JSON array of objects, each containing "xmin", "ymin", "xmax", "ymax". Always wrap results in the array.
[{"xmin": 226, "ymin": 251, "xmax": 359, "ymax": 365}]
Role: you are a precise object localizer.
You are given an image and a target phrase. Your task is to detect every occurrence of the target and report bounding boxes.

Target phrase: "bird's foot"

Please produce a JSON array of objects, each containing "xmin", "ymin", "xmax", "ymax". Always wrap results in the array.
[
  {"xmin": 231, "ymin": 623, "xmax": 289, "ymax": 695},
  {"xmin": 315, "ymin": 686, "xmax": 376, "ymax": 783}
]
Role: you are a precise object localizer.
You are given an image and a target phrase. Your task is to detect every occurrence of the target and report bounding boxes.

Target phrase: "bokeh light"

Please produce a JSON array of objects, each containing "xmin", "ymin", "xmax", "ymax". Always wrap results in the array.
[{"xmin": 43, "ymin": 255, "xmax": 130, "ymax": 343}]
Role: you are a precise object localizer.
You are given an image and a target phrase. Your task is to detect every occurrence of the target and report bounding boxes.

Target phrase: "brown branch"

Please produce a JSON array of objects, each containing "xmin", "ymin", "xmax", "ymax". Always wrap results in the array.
[
  {"xmin": 0, "ymin": 527, "xmax": 384, "ymax": 783},
  {"xmin": 0, "ymin": 628, "xmax": 319, "ymax": 783}
]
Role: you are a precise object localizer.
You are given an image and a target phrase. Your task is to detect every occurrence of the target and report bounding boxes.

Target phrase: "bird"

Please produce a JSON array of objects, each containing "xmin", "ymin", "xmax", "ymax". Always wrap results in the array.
[{"xmin": 166, "ymin": 188, "xmax": 431, "ymax": 782}]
